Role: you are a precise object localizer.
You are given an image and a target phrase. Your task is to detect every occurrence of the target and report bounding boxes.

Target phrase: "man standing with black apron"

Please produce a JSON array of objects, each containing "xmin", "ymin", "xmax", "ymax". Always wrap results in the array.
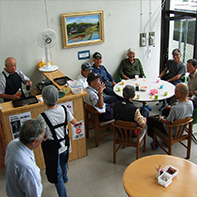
[
  {"xmin": 0, "ymin": 57, "xmax": 32, "ymax": 102},
  {"xmin": 38, "ymin": 85, "xmax": 76, "ymax": 197}
]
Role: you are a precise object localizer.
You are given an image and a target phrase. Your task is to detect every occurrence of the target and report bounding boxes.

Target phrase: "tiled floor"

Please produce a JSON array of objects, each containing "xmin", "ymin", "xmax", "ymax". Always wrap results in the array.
[{"xmin": 0, "ymin": 101, "xmax": 197, "ymax": 197}]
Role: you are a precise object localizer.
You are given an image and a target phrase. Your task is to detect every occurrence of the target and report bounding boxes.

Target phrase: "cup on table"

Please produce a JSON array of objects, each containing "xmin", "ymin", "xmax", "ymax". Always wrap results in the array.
[
  {"xmin": 121, "ymin": 79, "xmax": 126, "ymax": 85},
  {"xmin": 135, "ymin": 83, "xmax": 139, "ymax": 91},
  {"xmin": 154, "ymin": 94, "xmax": 159, "ymax": 100},
  {"xmin": 160, "ymin": 84, "xmax": 164, "ymax": 89},
  {"xmin": 135, "ymin": 75, "xmax": 139, "ymax": 80},
  {"xmin": 137, "ymin": 94, "xmax": 140, "ymax": 99},
  {"xmin": 156, "ymin": 78, "xmax": 160, "ymax": 83},
  {"xmin": 156, "ymin": 170, "xmax": 161, "ymax": 179},
  {"xmin": 164, "ymin": 91, "xmax": 168, "ymax": 96},
  {"xmin": 117, "ymin": 87, "xmax": 121, "ymax": 92}
]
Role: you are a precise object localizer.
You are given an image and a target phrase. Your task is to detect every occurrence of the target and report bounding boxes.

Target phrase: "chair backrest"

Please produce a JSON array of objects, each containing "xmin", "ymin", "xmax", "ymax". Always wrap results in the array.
[
  {"xmin": 85, "ymin": 103, "xmax": 101, "ymax": 114},
  {"xmin": 165, "ymin": 117, "xmax": 193, "ymax": 140},
  {"xmin": 84, "ymin": 103, "xmax": 101, "ymax": 126},
  {"xmin": 192, "ymin": 109, "xmax": 197, "ymax": 124},
  {"xmin": 112, "ymin": 120, "xmax": 142, "ymax": 143}
]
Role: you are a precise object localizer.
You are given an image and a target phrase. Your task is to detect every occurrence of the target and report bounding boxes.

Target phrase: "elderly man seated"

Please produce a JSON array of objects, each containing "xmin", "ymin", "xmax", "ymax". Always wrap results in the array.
[
  {"xmin": 118, "ymin": 48, "xmax": 145, "ymax": 80},
  {"xmin": 159, "ymin": 49, "xmax": 186, "ymax": 85},
  {"xmin": 77, "ymin": 62, "xmax": 93, "ymax": 89},
  {"xmin": 92, "ymin": 52, "xmax": 118, "ymax": 97},
  {"xmin": 187, "ymin": 59, "xmax": 197, "ymax": 108},
  {"xmin": 113, "ymin": 85, "xmax": 149, "ymax": 137},
  {"xmin": 158, "ymin": 49, "xmax": 186, "ymax": 110},
  {"xmin": 84, "ymin": 72, "xmax": 121, "ymax": 121},
  {"xmin": 118, "ymin": 48, "xmax": 151, "ymax": 111},
  {"xmin": 147, "ymin": 83, "xmax": 193, "ymax": 149}
]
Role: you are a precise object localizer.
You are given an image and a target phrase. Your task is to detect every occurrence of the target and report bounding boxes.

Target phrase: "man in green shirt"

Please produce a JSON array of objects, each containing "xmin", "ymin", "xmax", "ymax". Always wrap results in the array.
[
  {"xmin": 118, "ymin": 48, "xmax": 145, "ymax": 79},
  {"xmin": 118, "ymin": 48, "xmax": 151, "ymax": 110}
]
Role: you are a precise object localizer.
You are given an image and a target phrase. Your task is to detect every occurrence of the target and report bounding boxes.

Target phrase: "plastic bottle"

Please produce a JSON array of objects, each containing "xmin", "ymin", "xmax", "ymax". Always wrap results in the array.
[{"xmin": 16, "ymin": 88, "xmax": 22, "ymax": 98}]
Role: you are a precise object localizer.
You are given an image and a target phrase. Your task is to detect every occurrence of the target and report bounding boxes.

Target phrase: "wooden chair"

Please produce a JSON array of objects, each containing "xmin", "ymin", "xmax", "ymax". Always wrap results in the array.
[
  {"xmin": 153, "ymin": 117, "xmax": 193, "ymax": 159},
  {"xmin": 112, "ymin": 120, "xmax": 147, "ymax": 163},
  {"xmin": 192, "ymin": 109, "xmax": 197, "ymax": 143},
  {"xmin": 84, "ymin": 103, "xmax": 114, "ymax": 147}
]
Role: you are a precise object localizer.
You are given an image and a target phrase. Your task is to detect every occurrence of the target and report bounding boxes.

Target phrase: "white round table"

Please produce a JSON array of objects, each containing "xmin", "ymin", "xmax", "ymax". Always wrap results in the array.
[{"xmin": 113, "ymin": 78, "xmax": 175, "ymax": 103}]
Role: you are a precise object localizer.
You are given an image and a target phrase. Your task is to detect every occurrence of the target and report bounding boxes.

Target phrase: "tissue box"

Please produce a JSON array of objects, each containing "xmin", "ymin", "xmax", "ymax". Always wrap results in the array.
[
  {"xmin": 67, "ymin": 80, "xmax": 82, "ymax": 94},
  {"xmin": 158, "ymin": 172, "xmax": 172, "ymax": 187},
  {"xmin": 158, "ymin": 165, "xmax": 179, "ymax": 187},
  {"xmin": 163, "ymin": 165, "xmax": 179, "ymax": 179}
]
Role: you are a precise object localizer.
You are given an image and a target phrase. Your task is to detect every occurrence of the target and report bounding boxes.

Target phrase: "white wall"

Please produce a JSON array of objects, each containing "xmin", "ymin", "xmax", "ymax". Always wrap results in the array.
[{"xmin": 0, "ymin": 0, "xmax": 161, "ymax": 88}]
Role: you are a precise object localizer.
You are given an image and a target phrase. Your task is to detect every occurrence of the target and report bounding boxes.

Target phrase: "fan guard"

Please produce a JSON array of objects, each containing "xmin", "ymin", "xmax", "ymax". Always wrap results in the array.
[{"xmin": 37, "ymin": 29, "xmax": 58, "ymax": 72}]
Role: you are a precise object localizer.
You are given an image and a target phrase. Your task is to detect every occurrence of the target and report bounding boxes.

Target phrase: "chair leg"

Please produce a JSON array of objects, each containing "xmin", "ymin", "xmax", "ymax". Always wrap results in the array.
[
  {"xmin": 85, "ymin": 122, "xmax": 89, "ymax": 138},
  {"xmin": 113, "ymin": 129, "xmax": 116, "ymax": 164},
  {"xmin": 84, "ymin": 109, "xmax": 89, "ymax": 138},
  {"xmin": 187, "ymin": 136, "xmax": 192, "ymax": 159},
  {"xmin": 168, "ymin": 143, "xmax": 172, "ymax": 155},
  {"xmin": 153, "ymin": 133, "xmax": 156, "ymax": 150},
  {"xmin": 136, "ymin": 145, "xmax": 139, "ymax": 159},
  {"xmin": 95, "ymin": 127, "xmax": 99, "ymax": 147},
  {"xmin": 143, "ymin": 135, "xmax": 146, "ymax": 152}
]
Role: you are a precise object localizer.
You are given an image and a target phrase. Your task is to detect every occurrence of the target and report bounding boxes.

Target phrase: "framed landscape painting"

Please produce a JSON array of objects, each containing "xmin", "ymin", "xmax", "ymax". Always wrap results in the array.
[{"xmin": 61, "ymin": 10, "xmax": 104, "ymax": 48}]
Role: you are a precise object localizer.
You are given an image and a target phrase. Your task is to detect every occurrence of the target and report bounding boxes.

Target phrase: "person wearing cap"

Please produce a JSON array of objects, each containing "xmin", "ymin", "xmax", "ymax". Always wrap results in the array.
[
  {"xmin": 158, "ymin": 48, "xmax": 186, "ymax": 110},
  {"xmin": 92, "ymin": 52, "xmax": 117, "ymax": 97},
  {"xmin": 77, "ymin": 62, "xmax": 93, "ymax": 89},
  {"xmin": 113, "ymin": 85, "xmax": 149, "ymax": 137},
  {"xmin": 187, "ymin": 59, "xmax": 197, "ymax": 108},
  {"xmin": 84, "ymin": 72, "xmax": 119, "ymax": 121},
  {"xmin": 38, "ymin": 85, "xmax": 77, "ymax": 197},
  {"xmin": 118, "ymin": 48, "xmax": 145, "ymax": 80},
  {"xmin": 158, "ymin": 49, "xmax": 186, "ymax": 85},
  {"xmin": 0, "ymin": 57, "xmax": 32, "ymax": 102}
]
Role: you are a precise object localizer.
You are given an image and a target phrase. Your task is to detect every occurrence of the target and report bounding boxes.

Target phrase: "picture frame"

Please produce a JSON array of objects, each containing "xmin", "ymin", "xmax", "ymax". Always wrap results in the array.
[{"xmin": 61, "ymin": 10, "xmax": 104, "ymax": 49}]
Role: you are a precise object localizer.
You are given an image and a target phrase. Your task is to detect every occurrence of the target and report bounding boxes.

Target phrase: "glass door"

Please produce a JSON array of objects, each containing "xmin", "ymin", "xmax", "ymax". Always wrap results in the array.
[
  {"xmin": 160, "ymin": 0, "xmax": 197, "ymax": 69},
  {"xmin": 169, "ymin": 18, "xmax": 196, "ymax": 63}
]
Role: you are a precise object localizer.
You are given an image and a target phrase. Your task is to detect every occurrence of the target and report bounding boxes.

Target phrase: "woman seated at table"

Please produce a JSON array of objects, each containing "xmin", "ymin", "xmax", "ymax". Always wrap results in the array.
[{"xmin": 113, "ymin": 85, "xmax": 149, "ymax": 137}]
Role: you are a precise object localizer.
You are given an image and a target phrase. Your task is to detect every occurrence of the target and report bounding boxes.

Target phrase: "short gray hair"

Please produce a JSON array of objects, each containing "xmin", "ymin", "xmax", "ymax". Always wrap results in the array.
[
  {"xmin": 42, "ymin": 85, "xmax": 59, "ymax": 106},
  {"xmin": 19, "ymin": 119, "xmax": 46, "ymax": 144},
  {"xmin": 123, "ymin": 85, "xmax": 135, "ymax": 99}
]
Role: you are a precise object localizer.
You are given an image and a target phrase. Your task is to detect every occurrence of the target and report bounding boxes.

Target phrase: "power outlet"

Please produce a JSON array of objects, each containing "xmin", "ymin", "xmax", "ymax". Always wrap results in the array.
[
  {"xmin": 140, "ymin": 33, "xmax": 147, "ymax": 47},
  {"xmin": 149, "ymin": 32, "xmax": 155, "ymax": 46}
]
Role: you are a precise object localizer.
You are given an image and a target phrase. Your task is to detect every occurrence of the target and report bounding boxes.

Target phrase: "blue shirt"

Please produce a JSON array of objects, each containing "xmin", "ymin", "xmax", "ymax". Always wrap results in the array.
[
  {"xmin": 5, "ymin": 139, "xmax": 42, "ymax": 197},
  {"xmin": 92, "ymin": 64, "xmax": 115, "ymax": 83}
]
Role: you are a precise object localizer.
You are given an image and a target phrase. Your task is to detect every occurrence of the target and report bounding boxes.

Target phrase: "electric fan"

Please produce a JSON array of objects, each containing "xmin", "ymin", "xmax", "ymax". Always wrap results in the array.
[{"xmin": 37, "ymin": 29, "xmax": 58, "ymax": 72}]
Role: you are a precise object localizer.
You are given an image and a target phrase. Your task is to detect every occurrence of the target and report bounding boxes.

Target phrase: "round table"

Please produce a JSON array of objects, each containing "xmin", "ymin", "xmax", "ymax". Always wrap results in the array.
[
  {"xmin": 123, "ymin": 155, "xmax": 197, "ymax": 197},
  {"xmin": 113, "ymin": 78, "xmax": 175, "ymax": 103}
]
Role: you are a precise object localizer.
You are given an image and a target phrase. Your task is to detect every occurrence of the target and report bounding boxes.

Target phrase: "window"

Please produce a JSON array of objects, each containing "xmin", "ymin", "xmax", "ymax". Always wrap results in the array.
[{"xmin": 160, "ymin": 0, "xmax": 197, "ymax": 69}]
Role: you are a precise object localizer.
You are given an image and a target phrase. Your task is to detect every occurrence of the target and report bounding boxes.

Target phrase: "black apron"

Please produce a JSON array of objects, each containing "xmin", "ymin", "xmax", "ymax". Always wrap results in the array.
[
  {"xmin": 41, "ymin": 105, "xmax": 69, "ymax": 183},
  {"xmin": 2, "ymin": 71, "xmax": 25, "ymax": 102}
]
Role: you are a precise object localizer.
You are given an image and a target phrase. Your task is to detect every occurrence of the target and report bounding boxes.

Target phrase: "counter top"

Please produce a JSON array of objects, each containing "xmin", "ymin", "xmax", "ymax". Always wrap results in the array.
[
  {"xmin": 41, "ymin": 69, "xmax": 70, "ymax": 90},
  {"xmin": 0, "ymin": 90, "xmax": 87, "ymax": 114}
]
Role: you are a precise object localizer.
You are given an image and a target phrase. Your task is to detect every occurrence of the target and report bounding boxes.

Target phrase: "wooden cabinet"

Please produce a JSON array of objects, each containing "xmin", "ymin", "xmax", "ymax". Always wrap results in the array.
[{"xmin": 0, "ymin": 70, "xmax": 87, "ymax": 169}]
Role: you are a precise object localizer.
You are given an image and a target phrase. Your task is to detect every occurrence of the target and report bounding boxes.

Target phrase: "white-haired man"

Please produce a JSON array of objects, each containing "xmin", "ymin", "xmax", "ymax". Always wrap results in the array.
[{"xmin": 118, "ymin": 48, "xmax": 145, "ymax": 80}]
